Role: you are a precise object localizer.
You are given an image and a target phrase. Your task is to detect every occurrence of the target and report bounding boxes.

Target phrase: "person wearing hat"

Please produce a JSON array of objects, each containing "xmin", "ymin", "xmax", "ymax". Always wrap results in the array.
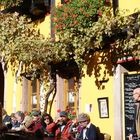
[
  {"xmin": 129, "ymin": 88, "xmax": 140, "ymax": 140},
  {"xmin": 77, "ymin": 113, "xmax": 98, "ymax": 140},
  {"xmin": 46, "ymin": 111, "xmax": 73, "ymax": 139},
  {"xmin": 24, "ymin": 110, "xmax": 44, "ymax": 138}
]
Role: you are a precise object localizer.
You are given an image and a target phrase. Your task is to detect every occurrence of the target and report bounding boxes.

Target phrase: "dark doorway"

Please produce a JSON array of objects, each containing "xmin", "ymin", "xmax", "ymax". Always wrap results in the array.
[{"xmin": 0, "ymin": 63, "xmax": 4, "ymax": 107}]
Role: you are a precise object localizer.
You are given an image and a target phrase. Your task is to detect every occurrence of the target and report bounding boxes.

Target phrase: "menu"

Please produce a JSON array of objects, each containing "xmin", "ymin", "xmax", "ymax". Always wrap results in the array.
[{"xmin": 124, "ymin": 74, "xmax": 140, "ymax": 139}]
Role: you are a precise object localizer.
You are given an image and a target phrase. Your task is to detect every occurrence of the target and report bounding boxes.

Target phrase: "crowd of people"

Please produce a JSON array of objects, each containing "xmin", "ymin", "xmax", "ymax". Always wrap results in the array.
[{"xmin": 1, "ymin": 108, "xmax": 99, "ymax": 140}]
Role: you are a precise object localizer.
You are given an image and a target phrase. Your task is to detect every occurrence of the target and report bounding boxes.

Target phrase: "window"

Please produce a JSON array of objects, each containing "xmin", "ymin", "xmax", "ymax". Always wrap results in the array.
[
  {"xmin": 64, "ymin": 77, "xmax": 79, "ymax": 114},
  {"xmin": 32, "ymin": 80, "xmax": 40, "ymax": 110},
  {"xmin": 28, "ymin": 79, "xmax": 40, "ymax": 111}
]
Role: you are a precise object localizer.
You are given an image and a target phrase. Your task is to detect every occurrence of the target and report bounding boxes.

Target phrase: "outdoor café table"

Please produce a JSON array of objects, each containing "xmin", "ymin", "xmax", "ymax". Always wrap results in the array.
[
  {"xmin": 3, "ymin": 130, "xmax": 30, "ymax": 140},
  {"xmin": 3, "ymin": 130, "xmax": 56, "ymax": 140}
]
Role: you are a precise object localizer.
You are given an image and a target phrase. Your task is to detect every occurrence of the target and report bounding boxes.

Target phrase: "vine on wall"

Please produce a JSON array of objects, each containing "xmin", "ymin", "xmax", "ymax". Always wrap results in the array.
[{"xmin": 0, "ymin": 0, "xmax": 140, "ymax": 81}]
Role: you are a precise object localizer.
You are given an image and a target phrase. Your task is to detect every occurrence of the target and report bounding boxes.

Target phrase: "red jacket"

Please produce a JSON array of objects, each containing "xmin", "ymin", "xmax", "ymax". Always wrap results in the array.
[
  {"xmin": 46, "ymin": 120, "xmax": 72, "ymax": 139},
  {"xmin": 27, "ymin": 118, "xmax": 44, "ymax": 135}
]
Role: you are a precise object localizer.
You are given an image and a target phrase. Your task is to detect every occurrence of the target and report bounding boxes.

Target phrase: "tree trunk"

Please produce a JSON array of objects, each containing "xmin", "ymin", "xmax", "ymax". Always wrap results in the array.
[
  {"xmin": 49, "ymin": 86, "xmax": 56, "ymax": 114},
  {"xmin": 43, "ymin": 82, "xmax": 55, "ymax": 113},
  {"xmin": 43, "ymin": 63, "xmax": 56, "ymax": 114}
]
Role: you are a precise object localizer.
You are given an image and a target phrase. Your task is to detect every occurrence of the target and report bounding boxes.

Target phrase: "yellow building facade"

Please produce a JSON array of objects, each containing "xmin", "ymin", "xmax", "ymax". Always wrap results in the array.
[{"xmin": 2, "ymin": 0, "xmax": 140, "ymax": 140}]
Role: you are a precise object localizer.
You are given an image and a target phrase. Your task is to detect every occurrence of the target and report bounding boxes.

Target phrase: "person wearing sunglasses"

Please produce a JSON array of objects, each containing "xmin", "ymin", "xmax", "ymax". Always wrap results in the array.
[{"xmin": 41, "ymin": 113, "xmax": 54, "ymax": 137}]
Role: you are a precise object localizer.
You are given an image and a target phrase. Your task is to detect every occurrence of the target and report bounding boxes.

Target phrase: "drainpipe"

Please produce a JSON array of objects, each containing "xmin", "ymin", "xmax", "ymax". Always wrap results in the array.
[{"xmin": 112, "ymin": 0, "xmax": 119, "ymax": 16}]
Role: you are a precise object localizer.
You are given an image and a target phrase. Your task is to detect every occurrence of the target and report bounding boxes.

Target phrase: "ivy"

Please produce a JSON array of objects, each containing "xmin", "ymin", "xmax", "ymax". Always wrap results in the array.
[
  {"xmin": 0, "ymin": 13, "xmax": 46, "ymax": 76},
  {"xmin": 0, "ymin": 0, "xmax": 21, "ymax": 8},
  {"xmin": 0, "ymin": 0, "xmax": 140, "ymax": 82},
  {"xmin": 53, "ymin": 6, "xmax": 140, "ymax": 65}
]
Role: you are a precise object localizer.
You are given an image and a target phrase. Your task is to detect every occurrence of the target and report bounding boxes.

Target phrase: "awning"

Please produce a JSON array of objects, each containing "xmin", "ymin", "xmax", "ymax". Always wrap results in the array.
[{"xmin": 117, "ymin": 56, "xmax": 140, "ymax": 71}]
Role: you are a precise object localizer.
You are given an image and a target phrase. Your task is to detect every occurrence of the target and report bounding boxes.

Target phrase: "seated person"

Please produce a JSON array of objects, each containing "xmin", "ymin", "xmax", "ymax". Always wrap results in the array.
[
  {"xmin": 42, "ymin": 113, "xmax": 54, "ymax": 137},
  {"xmin": 77, "ymin": 113, "xmax": 98, "ymax": 140},
  {"xmin": 46, "ymin": 111, "xmax": 73, "ymax": 139},
  {"xmin": 11, "ymin": 111, "xmax": 25, "ymax": 131},
  {"xmin": 69, "ymin": 116, "xmax": 82, "ymax": 139},
  {"xmin": 10, "ymin": 113, "xmax": 18, "ymax": 128},
  {"xmin": 24, "ymin": 110, "xmax": 44, "ymax": 138},
  {"xmin": 2, "ymin": 108, "xmax": 11, "ymax": 129}
]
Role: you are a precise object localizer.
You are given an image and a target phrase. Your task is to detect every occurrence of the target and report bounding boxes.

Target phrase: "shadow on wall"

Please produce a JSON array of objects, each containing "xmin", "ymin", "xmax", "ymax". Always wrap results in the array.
[{"xmin": 84, "ymin": 49, "xmax": 114, "ymax": 90}]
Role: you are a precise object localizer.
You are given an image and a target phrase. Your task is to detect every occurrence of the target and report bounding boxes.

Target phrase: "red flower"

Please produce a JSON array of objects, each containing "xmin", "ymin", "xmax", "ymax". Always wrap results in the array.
[
  {"xmin": 72, "ymin": 14, "xmax": 78, "ymax": 18},
  {"xmin": 71, "ymin": 111, "xmax": 76, "ymax": 115},
  {"xmin": 74, "ymin": 20, "xmax": 78, "ymax": 25},
  {"xmin": 85, "ymin": 14, "xmax": 90, "ymax": 17},
  {"xmin": 59, "ymin": 24, "xmax": 63, "ymax": 30},
  {"xmin": 64, "ymin": 0, "xmax": 68, "ymax": 2},
  {"xmin": 105, "ymin": 0, "xmax": 110, "ymax": 3},
  {"xmin": 57, "ymin": 3, "xmax": 62, "ymax": 8},
  {"xmin": 57, "ymin": 109, "xmax": 61, "ymax": 113},
  {"xmin": 79, "ymin": 8, "xmax": 83, "ymax": 11},
  {"xmin": 55, "ymin": 25, "xmax": 59, "ymax": 29},
  {"xmin": 98, "ymin": 10, "xmax": 102, "ymax": 17},
  {"xmin": 63, "ymin": 13, "xmax": 68, "ymax": 18},
  {"xmin": 70, "ymin": 23, "xmax": 74, "ymax": 27},
  {"xmin": 59, "ymin": 17, "xmax": 62, "ymax": 21},
  {"xmin": 52, "ymin": 18, "xmax": 55, "ymax": 22}
]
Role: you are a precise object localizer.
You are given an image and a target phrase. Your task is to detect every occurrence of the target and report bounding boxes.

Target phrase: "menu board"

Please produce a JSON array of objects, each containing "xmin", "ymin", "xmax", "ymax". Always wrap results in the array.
[{"xmin": 124, "ymin": 74, "xmax": 140, "ymax": 139}]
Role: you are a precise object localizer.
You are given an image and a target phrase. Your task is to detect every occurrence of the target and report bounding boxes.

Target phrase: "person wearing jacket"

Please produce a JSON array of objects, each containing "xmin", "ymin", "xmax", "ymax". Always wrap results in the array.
[
  {"xmin": 41, "ymin": 113, "xmax": 54, "ymax": 137},
  {"xmin": 2, "ymin": 108, "xmax": 11, "ymax": 128},
  {"xmin": 25, "ymin": 110, "xmax": 44, "ymax": 138},
  {"xmin": 46, "ymin": 111, "xmax": 72, "ymax": 139},
  {"xmin": 77, "ymin": 113, "xmax": 98, "ymax": 140},
  {"xmin": 129, "ymin": 88, "xmax": 140, "ymax": 140},
  {"xmin": 11, "ymin": 111, "xmax": 25, "ymax": 131}
]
